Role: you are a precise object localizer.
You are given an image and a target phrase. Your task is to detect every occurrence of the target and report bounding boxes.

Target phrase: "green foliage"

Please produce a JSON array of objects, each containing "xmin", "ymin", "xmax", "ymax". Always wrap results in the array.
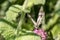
[
  {"xmin": 15, "ymin": 35, "xmax": 41, "ymax": 40},
  {"xmin": 32, "ymin": 0, "xmax": 45, "ymax": 5},
  {"xmin": 51, "ymin": 24, "xmax": 60, "ymax": 37},
  {"xmin": 0, "ymin": 20, "xmax": 16, "ymax": 40},
  {"xmin": 0, "ymin": 0, "xmax": 60, "ymax": 40},
  {"xmin": 5, "ymin": 5, "xmax": 22, "ymax": 22}
]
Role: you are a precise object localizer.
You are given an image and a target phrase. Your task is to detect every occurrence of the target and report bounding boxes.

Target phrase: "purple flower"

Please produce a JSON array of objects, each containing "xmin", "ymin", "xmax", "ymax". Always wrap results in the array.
[{"xmin": 33, "ymin": 28, "xmax": 47, "ymax": 40}]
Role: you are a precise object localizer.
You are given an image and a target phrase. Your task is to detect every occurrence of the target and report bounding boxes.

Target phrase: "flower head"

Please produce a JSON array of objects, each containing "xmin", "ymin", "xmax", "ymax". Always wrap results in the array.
[{"xmin": 33, "ymin": 28, "xmax": 47, "ymax": 40}]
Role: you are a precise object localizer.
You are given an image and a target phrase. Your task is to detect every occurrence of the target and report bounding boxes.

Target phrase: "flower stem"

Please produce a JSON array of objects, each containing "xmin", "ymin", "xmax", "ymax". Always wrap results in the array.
[
  {"xmin": 16, "ymin": 0, "xmax": 28, "ymax": 37},
  {"xmin": 17, "ymin": 12, "xmax": 25, "ymax": 37}
]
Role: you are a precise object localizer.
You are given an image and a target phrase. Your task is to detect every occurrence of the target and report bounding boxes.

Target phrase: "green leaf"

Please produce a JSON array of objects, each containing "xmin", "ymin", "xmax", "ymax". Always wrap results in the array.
[
  {"xmin": 33, "ymin": 0, "xmax": 45, "ymax": 5},
  {"xmin": 45, "ymin": 14, "xmax": 59, "ymax": 30},
  {"xmin": 4, "ymin": 5, "xmax": 22, "ymax": 23},
  {"xmin": 28, "ymin": 0, "xmax": 45, "ymax": 5},
  {"xmin": 51, "ymin": 24, "xmax": 60, "ymax": 39},
  {"xmin": 55, "ymin": 0, "xmax": 60, "ymax": 11},
  {"xmin": 0, "ymin": 21, "xmax": 16, "ymax": 40},
  {"xmin": 8, "ymin": 0, "xmax": 17, "ymax": 3},
  {"xmin": 26, "ymin": 0, "xmax": 45, "ymax": 8},
  {"xmin": 15, "ymin": 35, "xmax": 41, "ymax": 40}
]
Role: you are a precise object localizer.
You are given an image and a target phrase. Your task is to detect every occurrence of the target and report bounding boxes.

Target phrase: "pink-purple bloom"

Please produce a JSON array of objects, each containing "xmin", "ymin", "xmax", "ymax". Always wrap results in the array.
[{"xmin": 33, "ymin": 28, "xmax": 47, "ymax": 40}]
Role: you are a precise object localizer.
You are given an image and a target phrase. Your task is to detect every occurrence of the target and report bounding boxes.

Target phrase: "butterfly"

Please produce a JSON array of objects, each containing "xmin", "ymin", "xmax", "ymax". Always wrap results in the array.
[
  {"xmin": 27, "ymin": 6, "xmax": 47, "ymax": 40},
  {"xmin": 27, "ymin": 6, "xmax": 45, "ymax": 28}
]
